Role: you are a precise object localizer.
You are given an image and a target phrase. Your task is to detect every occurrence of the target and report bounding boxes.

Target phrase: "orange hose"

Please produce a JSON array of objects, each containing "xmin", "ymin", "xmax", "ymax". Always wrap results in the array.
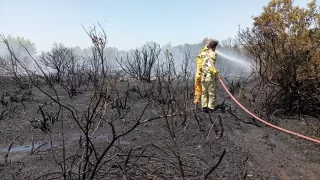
[{"xmin": 218, "ymin": 78, "xmax": 320, "ymax": 145}]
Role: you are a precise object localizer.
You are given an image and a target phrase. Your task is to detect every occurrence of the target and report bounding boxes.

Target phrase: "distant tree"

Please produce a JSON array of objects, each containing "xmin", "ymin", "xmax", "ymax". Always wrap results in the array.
[
  {"xmin": 39, "ymin": 43, "xmax": 72, "ymax": 83},
  {"xmin": 238, "ymin": 0, "xmax": 320, "ymax": 117},
  {"xmin": 219, "ymin": 38, "xmax": 240, "ymax": 52},
  {"xmin": 70, "ymin": 46, "xmax": 86, "ymax": 58},
  {"xmin": 0, "ymin": 35, "xmax": 37, "ymax": 72},
  {"xmin": 201, "ymin": 38, "xmax": 211, "ymax": 46}
]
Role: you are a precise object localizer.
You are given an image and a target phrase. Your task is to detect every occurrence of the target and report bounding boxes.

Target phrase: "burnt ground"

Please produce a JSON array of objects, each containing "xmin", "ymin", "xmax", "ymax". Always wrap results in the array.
[{"xmin": 0, "ymin": 76, "xmax": 319, "ymax": 180}]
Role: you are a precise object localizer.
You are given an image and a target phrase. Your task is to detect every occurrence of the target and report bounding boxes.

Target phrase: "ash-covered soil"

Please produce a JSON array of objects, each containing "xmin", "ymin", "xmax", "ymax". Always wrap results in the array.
[{"xmin": 0, "ymin": 77, "xmax": 319, "ymax": 180}]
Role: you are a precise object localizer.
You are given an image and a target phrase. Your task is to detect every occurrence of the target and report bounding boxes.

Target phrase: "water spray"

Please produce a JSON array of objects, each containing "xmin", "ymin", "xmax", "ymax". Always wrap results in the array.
[{"xmin": 216, "ymin": 49, "xmax": 251, "ymax": 68}]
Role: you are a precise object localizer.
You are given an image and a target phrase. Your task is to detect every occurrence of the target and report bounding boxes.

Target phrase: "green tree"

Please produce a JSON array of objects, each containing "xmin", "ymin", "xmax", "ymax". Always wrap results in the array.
[{"xmin": 238, "ymin": 0, "xmax": 320, "ymax": 116}]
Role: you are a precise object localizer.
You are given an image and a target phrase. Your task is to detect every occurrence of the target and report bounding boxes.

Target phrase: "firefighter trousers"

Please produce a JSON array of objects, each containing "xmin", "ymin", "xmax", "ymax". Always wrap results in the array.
[{"xmin": 201, "ymin": 77, "xmax": 216, "ymax": 110}]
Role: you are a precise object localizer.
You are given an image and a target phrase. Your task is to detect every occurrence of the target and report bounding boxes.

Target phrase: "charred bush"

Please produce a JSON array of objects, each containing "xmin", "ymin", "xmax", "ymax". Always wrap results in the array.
[
  {"xmin": 116, "ymin": 43, "xmax": 160, "ymax": 83},
  {"xmin": 1, "ymin": 92, "xmax": 9, "ymax": 107},
  {"xmin": 60, "ymin": 54, "xmax": 86, "ymax": 98},
  {"xmin": 29, "ymin": 103, "xmax": 60, "ymax": 133},
  {"xmin": 39, "ymin": 43, "xmax": 72, "ymax": 83}
]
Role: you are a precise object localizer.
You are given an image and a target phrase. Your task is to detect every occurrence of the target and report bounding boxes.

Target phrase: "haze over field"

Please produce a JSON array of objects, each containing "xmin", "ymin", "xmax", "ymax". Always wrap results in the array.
[
  {"xmin": 0, "ymin": 0, "xmax": 309, "ymax": 77},
  {"xmin": 0, "ymin": 0, "xmax": 309, "ymax": 52}
]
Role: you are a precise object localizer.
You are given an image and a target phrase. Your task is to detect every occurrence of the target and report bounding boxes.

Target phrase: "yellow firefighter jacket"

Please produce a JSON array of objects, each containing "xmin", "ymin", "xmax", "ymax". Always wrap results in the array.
[{"xmin": 193, "ymin": 46, "xmax": 219, "ymax": 104}]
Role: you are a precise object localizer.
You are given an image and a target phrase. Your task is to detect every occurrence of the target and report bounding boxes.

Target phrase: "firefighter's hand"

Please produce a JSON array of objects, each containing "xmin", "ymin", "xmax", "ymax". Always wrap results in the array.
[
  {"xmin": 210, "ymin": 67, "xmax": 217, "ymax": 74},
  {"xmin": 215, "ymin": 71, "xmax": 221, "ymax": 80}
]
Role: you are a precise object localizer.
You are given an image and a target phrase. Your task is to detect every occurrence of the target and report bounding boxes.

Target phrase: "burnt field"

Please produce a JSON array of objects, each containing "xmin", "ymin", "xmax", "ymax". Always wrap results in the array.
[
  {"xmin": 1, "ymin": 0, "xmax": 320, "ymax": 179},
  {"xmin": 0, "ymin": 74, "xmax": 319, "ymax": 180},
  {"xmin": 0, "ymin": 22, "xmax": 320, "ymax": 179}
]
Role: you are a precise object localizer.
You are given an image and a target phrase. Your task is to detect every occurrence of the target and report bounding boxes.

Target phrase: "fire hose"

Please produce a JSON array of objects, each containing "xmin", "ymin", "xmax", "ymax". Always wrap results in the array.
[{"xmin": 218, "ymin": 78, "xmax": 320, "ymax": 145}]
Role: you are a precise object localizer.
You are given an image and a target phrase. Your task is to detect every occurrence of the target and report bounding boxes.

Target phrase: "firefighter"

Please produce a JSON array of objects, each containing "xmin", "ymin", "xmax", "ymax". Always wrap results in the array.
[
  {"xmin": 194, "ymin": 40, "xmax": 220, "ymax": 113},
  {"xmin": 193, "ymin": 45, "xmax": 207, "ymax": 104}
]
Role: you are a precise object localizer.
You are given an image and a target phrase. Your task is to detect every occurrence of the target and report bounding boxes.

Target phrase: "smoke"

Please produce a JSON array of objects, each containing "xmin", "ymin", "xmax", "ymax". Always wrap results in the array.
[{"xmin": 1, "ymin": 36, "xmax": 255, "ymax": 80}]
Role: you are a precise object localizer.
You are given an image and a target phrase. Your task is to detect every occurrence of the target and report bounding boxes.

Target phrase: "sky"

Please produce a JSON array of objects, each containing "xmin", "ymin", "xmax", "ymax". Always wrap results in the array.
[{"xmin": 0, "ymin": 0, "xmax": 311, "ymax": 52}]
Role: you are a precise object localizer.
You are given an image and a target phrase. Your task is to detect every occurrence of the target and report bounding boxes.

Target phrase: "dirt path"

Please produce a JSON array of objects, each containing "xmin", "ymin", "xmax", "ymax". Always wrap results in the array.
[{"xmin": 219, "ymin": 107, "xmax": 320, "ymax": 180}]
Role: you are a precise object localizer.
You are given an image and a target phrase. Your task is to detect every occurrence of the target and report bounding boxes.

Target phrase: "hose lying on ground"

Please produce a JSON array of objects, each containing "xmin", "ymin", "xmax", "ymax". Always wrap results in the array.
[{"xmin": 218, "ymin": 78, "xmax": 320, "ymax": 145}]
